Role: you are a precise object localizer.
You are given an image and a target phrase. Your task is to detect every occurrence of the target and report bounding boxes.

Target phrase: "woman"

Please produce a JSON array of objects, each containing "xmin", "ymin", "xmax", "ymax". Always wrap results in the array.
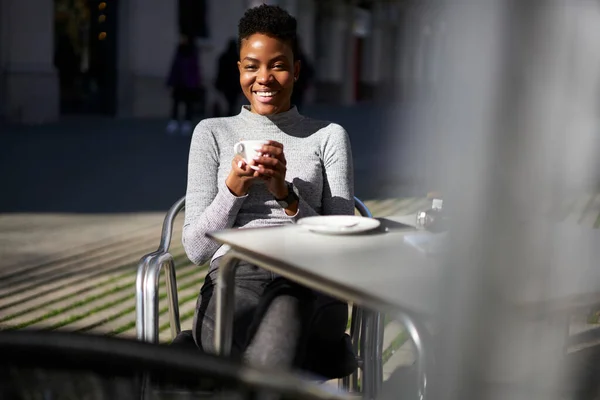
[{"xmin": 183, "ymin": 4, "xmax": 354, "ymax": 373}]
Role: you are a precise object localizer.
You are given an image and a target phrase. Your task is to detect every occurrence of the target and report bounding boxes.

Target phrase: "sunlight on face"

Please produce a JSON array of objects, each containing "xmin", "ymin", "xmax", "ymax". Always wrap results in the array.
[{"xmin": 238, "ymin": 33, "xmax": 300, "ymax": 115}]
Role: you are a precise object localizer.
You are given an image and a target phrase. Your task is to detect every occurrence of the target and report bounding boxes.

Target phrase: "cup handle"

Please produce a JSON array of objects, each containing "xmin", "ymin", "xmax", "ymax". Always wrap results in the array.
[{"xmin": 234, "ymin": 142, "xmax": 244, "ymax": 154}]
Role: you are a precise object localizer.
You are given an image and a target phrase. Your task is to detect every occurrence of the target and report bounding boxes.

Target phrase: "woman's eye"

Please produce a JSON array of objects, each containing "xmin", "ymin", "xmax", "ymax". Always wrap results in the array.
[
  {"xmin": 273, "ymin": 64, "xmax": 285, "ymax": 70},
  {"xmin": 245, "ymin": 65, "xmax": 257, "ymax": 70}
]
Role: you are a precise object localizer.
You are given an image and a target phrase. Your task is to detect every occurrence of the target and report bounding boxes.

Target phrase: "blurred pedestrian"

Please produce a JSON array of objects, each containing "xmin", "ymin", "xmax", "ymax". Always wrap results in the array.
[
  {"xmin": 166, "ymin": 35, "xmax": 201, "ymax": 136},
  {"xmin": 290, "ymin": 39, "xmax": 314, "ymax": 111},
  {"xmin": 215, "ymin": 39, "xmax": 243, "ymax": 116}
]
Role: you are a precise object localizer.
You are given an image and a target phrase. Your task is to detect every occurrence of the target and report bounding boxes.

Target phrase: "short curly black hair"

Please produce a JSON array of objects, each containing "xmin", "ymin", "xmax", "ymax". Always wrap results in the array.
[{"xmin": 238, "ymin": 4, "xmax": 298, "ymax": 60}]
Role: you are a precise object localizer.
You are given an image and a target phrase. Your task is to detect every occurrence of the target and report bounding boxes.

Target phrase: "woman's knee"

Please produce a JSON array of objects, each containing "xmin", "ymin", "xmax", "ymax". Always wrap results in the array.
[{"xmin": 310, "ymin": 296, "xmax": 348, "ymax": 340}]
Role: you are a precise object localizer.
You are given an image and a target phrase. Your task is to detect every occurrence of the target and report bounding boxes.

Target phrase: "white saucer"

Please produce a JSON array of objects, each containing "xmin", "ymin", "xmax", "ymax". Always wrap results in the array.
[{"xmin": 297, "ymin": 215, "xmax": 381, "ymax": 235}]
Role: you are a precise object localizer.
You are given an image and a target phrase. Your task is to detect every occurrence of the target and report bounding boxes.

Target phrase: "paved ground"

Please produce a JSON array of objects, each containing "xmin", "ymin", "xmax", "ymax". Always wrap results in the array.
[
  {"xmin": 1, "ymin": 104, "xmax": 599, "ymax": 381},
  {"xmin": 0, "ymin": 197, "xmax": 430, "ymax": 379}
]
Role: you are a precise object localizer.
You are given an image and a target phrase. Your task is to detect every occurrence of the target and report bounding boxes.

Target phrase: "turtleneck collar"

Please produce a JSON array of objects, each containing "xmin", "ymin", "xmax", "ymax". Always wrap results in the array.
[{"xmin": 238, "ymin": 105, "xmax": 304, "ymax": 127}]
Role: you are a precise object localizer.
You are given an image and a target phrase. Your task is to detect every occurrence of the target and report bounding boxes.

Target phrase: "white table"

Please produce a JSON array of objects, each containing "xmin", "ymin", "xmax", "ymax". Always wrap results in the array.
[{"xmin": 207, "ymin": 215, "xmax": 441, "ymax": 400}]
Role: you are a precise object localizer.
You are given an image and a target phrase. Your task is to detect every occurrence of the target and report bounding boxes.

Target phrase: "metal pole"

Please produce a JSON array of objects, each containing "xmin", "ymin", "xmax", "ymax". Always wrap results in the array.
[
  {"xmin": 143, "ymin": 253, "xmax": 173, "ymax": 343},
  {"xmin": 164, "ymin": 256, "xmax": 181, "ymax": 340},
  {"xmin": 373, "ymin": 312, "xmax": 384, "ymax": 395},
  {"xmin": 143, "ymin": 257, "xmax": 162, "ymax": 343},
  {"xmin": 135, "ymin": 256, "xmax": 151, "ymax": 341},
  {"xmin": 215, "ymin": 252, "xmax": 239, "ymax": 356},
  {"xmin": 361, "ymin": 310, "xmax": 375, "ymax": 399},
  {"xmin": 396, "ymin": 312, "xmax": 432, "ymax": 400}
]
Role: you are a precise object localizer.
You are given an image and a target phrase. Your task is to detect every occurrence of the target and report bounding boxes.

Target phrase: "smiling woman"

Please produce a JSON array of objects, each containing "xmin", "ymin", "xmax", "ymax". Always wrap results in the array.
[
  {"xmin": 182, "ymin": 4, "xmax": 356, "ymax": 379},
  {"xmin": 237, "ymin": 5, "xmax": 300, "ymax": 115},
  {"xmin": 238, "ymin": 35, "xmax": 297, "ymax": 115}
]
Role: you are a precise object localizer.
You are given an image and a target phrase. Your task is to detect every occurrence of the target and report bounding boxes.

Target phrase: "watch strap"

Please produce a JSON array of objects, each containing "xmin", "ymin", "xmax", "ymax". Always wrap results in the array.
[{"xmin": 276, "ymin": 182, "xmax": 298, "ymax": 207}]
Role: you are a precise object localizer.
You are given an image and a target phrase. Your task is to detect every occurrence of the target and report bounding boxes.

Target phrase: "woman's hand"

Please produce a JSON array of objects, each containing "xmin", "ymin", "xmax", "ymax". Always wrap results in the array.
[
  {"xmin": 225, "ymin": 155, "xmax": 261, "ymax": 197},
  {"xmin": 252, "ymin": 140, "xmax": 288, "ymax": 199}
]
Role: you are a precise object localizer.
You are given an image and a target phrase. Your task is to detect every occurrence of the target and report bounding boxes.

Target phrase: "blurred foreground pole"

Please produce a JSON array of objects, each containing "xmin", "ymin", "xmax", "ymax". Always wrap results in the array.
[{"xmin": 425, "ymin": 0, "xmax": 600, "ymax": 399}]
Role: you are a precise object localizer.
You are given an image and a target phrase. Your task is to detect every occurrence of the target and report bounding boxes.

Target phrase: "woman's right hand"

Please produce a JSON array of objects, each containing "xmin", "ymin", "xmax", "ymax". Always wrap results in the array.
[{"xmin": 225, "ymin": 155, "xmax": 260, "ymax": 197}]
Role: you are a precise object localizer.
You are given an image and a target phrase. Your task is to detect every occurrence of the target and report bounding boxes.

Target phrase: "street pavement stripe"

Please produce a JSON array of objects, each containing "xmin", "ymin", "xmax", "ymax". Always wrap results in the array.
[
  {"xmin": 86, "ymin": 271, "xmax": 204, "ymax": 338},
  {"xmin": 383, "ymin": 340, "xmax": 415, "ymax": 380},
  {"xmin": 34, "ymin": 270, "xmax": 205, "ymax": 333},
  {"xmin": 365, "ymin": 199, "xmax": 400, "ymax": 216},
  {"xmin": 0, "ymin": 197, "xmax": 430, "ymax": 373},
  {"xmin": 0, "ymin": 252, "xmax": 148, "ymax": 306},
  {"xmin": 0, "ymin": 237, "xmax": 186, "ymax": 307},
  {"xmin": 0, "ymin": 221, "xmax": 183, "ymax": 284},
  {"xmin": 79, "ymin": 266, "xmax": 202, "ymax": 336},
  {"xmin": 0, "ymin": 255, "xmax": 197, "ymax": 328},
  {"xmin": 0, "ymin": 248, "xmax": 188, "ymax": 320},
  {"xmin": 0, "ymin": 233, "xmax": 165, "ymax": 291},
  {"xmin": 364, "ymin": 198, "xmax": 428, "ymax": 217},
  {"xmin": 0, "ymin": 218, "xmax": 166, "ymax": 274},
  {"xmin": 111, "ymin": 286, "xmax": 201, "ymax": 341},
  {"xmin": 382, "ymin": 321, "xmax": 404, "ymax": 351}
]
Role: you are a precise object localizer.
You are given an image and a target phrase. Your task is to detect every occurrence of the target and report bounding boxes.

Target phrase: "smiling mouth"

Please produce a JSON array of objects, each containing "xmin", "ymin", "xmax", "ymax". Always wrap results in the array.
[{"xmin": 253, "ymin": 91, "xmax": 279, "ymax": 97}]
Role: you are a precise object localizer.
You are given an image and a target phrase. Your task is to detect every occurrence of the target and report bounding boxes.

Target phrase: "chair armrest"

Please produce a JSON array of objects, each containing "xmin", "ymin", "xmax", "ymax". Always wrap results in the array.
[
  {"xmin": 354, "ymin": 196, "xmax": 373, "ymax": 218},
  {"xmin": 136, "ymin": 196, "xmax": 186, "ymax": 343}
]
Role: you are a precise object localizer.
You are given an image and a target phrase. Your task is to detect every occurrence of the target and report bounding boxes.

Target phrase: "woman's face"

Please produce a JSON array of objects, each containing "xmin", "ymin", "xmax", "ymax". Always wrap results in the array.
[{"xmin": 238, "ymin": 33, "xmax": 300, "ymax": 115}]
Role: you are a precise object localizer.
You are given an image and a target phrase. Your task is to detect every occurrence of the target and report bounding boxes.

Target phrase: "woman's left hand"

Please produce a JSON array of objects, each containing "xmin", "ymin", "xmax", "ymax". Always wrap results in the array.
[{"xmin": 252, "ymin": 140, "xmax": 288, "ymax": 199}]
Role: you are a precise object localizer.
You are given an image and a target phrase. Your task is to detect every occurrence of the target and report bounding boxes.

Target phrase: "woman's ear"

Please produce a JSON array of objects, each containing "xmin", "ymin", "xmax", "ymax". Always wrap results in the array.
[{"xmin": 294, "ymin": 60, "xmax": 301, "ymax": 82}]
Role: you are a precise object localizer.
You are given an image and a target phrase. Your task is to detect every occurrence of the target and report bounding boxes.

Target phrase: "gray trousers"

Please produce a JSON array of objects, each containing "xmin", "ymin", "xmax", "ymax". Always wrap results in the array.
[{"xmin": 192, "ymin": 257, "xmax": 348, "ymax": 369}]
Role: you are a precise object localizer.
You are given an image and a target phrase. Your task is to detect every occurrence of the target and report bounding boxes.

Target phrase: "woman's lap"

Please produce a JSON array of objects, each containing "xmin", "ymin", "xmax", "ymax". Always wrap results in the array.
[
  {"xmin": 192, "ymin": 257, "xmax": 348, "ymax": 363},
  {"xmin": 192, "ymin": 260, "xmax": 270, "ymax": 356}
]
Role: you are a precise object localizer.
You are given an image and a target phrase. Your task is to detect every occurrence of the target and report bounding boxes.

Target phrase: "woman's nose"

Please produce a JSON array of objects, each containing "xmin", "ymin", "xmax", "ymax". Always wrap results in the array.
[{"xmin": 256, "ymin": 68, "xmax": 272, "ymax": 83}]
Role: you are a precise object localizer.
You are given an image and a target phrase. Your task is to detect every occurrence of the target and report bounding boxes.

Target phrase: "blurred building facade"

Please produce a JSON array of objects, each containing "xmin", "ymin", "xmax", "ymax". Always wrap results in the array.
[{"xmin": 0, "ymin": 0, "xmax": 423, "ymax": 124}]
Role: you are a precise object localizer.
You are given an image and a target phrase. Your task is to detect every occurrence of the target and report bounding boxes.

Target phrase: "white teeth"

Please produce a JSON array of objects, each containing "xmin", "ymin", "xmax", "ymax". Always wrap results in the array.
[{"xmin": 255, "ymin": 91, "xmax": 277, "ymax": 97}]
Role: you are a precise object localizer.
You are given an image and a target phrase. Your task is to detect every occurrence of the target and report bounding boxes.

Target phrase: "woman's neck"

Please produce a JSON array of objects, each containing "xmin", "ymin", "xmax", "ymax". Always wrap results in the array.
[{"xmin": 239, "ymin": 105, "xmax": 303, "ymax": 127}]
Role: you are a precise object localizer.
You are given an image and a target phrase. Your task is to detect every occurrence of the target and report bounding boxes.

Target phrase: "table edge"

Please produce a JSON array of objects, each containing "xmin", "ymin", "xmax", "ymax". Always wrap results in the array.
[{"xmin": 207, "ymin": 229, "xmax": 429, "ymax": 318}]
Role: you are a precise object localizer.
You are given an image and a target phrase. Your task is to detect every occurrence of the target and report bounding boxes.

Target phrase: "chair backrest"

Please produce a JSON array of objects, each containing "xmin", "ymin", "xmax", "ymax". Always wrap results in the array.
[
  {"xmin": 0, "ymin": 330, "xmax": 349, "ymax": 400},
  {"xmin": 156, "ymin": 196, "xmax": 372, "ymax": 253}
]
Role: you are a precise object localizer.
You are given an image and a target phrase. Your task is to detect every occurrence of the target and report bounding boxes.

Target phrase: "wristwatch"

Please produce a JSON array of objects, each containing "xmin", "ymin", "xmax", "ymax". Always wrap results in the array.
[{"xmin": 275, "ymin": 181, "xmax": 299, "ymax": 208}]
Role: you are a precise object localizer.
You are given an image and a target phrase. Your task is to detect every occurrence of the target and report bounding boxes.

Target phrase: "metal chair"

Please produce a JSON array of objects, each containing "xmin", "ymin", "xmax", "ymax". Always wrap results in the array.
[
  {"xmin": 0, "ymin": 330, "xmax": 351, "ymax": 400},
  {"xmin": 136, "ymin": 196, "xmax": 384, "ymax": 397}
]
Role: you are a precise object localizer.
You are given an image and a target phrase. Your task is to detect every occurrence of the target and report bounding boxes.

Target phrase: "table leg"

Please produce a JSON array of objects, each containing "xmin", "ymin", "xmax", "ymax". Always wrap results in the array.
[
  {"xmin": 361, "ymin": 310, "xmax": 377, "ymax": 400},
  {"xmin": 374, "ymin": 312, "xmax": 384, "ymax": 394},
  {"xmin": 351, "ymin": 306, "xmax": 362, "ymax": 392},
  {"xmin": 215, "ymin": 252, "xmax": 239, "ymax": 356},
  {"xmin": 341, "ymin": 305, "xmax": 362, "ymax": 392}
]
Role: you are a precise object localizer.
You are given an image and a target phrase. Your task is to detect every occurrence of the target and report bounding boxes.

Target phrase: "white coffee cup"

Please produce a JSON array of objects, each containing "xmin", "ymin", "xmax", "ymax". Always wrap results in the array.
[{"xmin": 233, "ymin": 140, "xmax": 269, "ymax": 163}]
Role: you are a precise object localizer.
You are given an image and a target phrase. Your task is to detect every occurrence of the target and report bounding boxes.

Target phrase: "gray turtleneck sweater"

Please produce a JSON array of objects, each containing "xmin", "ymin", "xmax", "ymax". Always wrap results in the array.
[{"xmin": 182, "ymin": 106, "xmax": 354, "ymax": 266}]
